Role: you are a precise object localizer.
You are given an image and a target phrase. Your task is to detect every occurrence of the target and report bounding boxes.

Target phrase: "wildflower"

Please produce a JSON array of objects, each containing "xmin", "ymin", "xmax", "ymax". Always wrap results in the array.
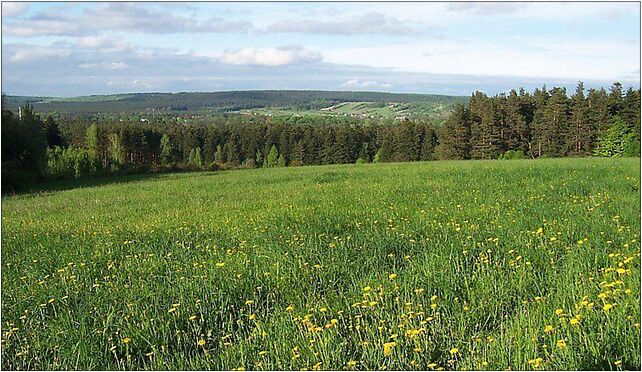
[
  {"xmin": 197, "ymin": 339, "xmax": 206, "ymax": 346},
  {"xmin": 603, "ymin": 303, "xmax": 614, "ymax": 312},
  {"xmin": 555, "ymin": 308, "xmax": 564, "ymax": 316},
  {"xmin": 383, "ymin": 342, "xmax": 396, "ymax": 356},
  {"xmin": 123, "ymin": 337, "xmax": 131, "ymax": 344},
  {"xmin": 570, "ymin": 317, "xmax": 580, "ymax": 325},
  {"xmin": 544, "ymin": 325, "xmax": 554, "ymax": 333},
  {"xmin": 389, "ymin": 273, "xmax": 397, "ymax": 280},
  {"xmin": 450, "ymin": 347, "xmax": 459, "ymax": 355},
  {"xmin": 363, "ymin": 286, "xmax": 371, "ymax": 292},
  {"xmin": 216, "ymin": 262, "xmax": 225, "ymax": 268},
  {"xmin": 189, "ymin": 315, "xmax": 197, "ymax": 321},
  {"xmin": 528, "ymin": 358, "xmax": 543, "ymax": 368},
  {"xmin": 556, "ymin": 339, "xmax": 567, "ymax": 349},
  {"xmin": 245, "ymin": 300, "xmax": 254, "ymax": 305},
  {"xmin": 347, "ymin": 361, "xmax": 357, "ymax": 368},
  {"xmin": 286, "ymin": 305, "xmax": 294, "ymax": 312},
  {"xmin": 614, "ymin": 360, "xmax": 622, "ymax": 367},
  {"xmin": 258, "ymin": 351, "xmax": 267, "ymax": 356}
]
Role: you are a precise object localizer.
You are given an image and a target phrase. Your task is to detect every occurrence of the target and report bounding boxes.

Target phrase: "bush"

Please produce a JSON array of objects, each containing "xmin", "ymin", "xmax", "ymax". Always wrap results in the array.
[
  {"xmin": 593, "ymin": 117, "xmax": 640, "ymax": 157},
  {"xmin": 500, "ymin": 150, "xmax": 526, "ymax": 160}
]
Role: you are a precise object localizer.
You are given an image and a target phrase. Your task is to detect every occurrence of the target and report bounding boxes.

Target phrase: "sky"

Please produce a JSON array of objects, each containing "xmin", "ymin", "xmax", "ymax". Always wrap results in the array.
[{"xmin": 1, "ymin": 1, "xmax": 640, "ymax": 97}]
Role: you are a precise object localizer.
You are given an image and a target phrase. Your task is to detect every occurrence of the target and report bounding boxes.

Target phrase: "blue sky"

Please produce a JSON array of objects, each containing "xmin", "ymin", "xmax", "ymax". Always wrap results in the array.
[{"xmin": 1, "ymin": 1, "xmax": 640, "ymax": 96}]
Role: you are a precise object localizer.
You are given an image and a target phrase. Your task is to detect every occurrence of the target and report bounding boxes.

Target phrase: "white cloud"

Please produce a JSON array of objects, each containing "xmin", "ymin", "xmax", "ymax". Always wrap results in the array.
[
  {"xmin": 2, "ymin": 2, "xmax": 28, "ymax": 17},
  {"xmin": 8, "ymin": 47, "xmax": 71, "ymax": 63},
  {"xmin": 340, "ymin": 79, "xmax": 391, "ymax": 90},
  {"xmin": 2, "ymin": 3, "xmax": 252, "ymax": 37},
  {"xmin": 216, "ymin": 47, "xmax": 322, "ymax": 66},
  {"xmin": 79, "ymin": 62, "xmax": 128, "ymax": 70},
  {"xmin": 446, "ymin": 2, "xmax": 525, "ymax": 14},
  {"xmin": 267, "ymin": 12, "xmax": 420, "ymax": 35}
]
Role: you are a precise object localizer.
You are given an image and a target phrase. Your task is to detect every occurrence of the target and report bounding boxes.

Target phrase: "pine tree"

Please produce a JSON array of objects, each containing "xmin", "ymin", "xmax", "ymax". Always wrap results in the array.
[
  {"xmin": 277, "ymin": 153, "xmax": 286, "ymax": 167},
  {"xmin": 255, "ymin": 149, "xmax": 264, "ymax": 168},
  {"xmin": 265, "ymin": 145, "xmax": 278, "ymax": 168},
  {"xmin": 214, "ymin": 145, "xmax": 223, "ymax": 163},
  {"xmin": 160, "ymin": 133, "xmax": 174, "ymax": 164},
  {"xmin": 194, "ymin": 147, "xmax": 202, "ymax": 168},
  {"xmin": 530, "ymin": 86, "xmax": 550, "ymax": 158},
  {"xmin": 621, "ymin": 88, "xmax": 641, "ymax": 141},
  {"xmin": 107, "ymin": 133, "xmax": 125, "ymax": 171},
  {"xmin": 471, "ymin": 97, "xmax": 502, "ymax": 159},
  {"xmin": 587, "ymin": 88, "xmax": 611, "ymax": 148},
  {"xmin": 503, "ymin": 90, "xmax": 529, "ymax": 153},
  {"xmin": 541, "ymin": 87, "xmax": 570, "ymax": 157},
  {"xmin": 435, "ymin": 104, "xmax": 470, "ymax": 160},
  {"xmin": 568, "ymin": 82, "xmax": 590, "ymax": 156},
  {"xmin": 44, "ymin": 116, "xmax": 64, "ymax": 148}
]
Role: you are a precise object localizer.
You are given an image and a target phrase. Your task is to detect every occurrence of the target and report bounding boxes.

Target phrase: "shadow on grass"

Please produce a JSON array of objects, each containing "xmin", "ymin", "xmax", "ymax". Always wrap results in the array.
[{"xmin": 4, "ymin": 171, "xmax": 216, "ymax": 197}]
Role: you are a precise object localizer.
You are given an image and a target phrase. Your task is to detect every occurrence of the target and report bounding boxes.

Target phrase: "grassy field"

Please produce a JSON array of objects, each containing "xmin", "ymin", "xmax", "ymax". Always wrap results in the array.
[
  {"xmin": 236, "ymin": 101, "xmax": 454, "ymax": 121},
  {"xmin": 1, "ymin": 158, "xmax": 640, "ymax": 370}
]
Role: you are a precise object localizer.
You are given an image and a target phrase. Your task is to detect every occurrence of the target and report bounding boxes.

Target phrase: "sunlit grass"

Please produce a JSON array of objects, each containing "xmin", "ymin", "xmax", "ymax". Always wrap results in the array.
[{"xmin": 2, "ymin": 158, "xmax": 639, "ymax": 370}]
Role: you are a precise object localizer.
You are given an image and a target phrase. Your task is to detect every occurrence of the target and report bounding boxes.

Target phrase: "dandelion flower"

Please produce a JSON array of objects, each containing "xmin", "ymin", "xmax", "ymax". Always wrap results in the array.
[
  {"xmin": 197, "ymin": 339, "xmax": 206, "ymax": 346},
  {"xmin": 123, "ymin": 337, "xmax": 131, "ymax": 344},
  {"xmin": 603, "ymin": 303, "xmax": 614, "ymax": 312},
  {"xmin": 450, "ymin": 347, "xmax": 459, "ymax": 355},
  {"xmin": 544, "ymin": 325, "xmax": 554, "ymax": 333},
  {"xmin": 389, "ymin": 273, "xmax": 397, "ymax": 280},
  {"xmin": 556, "ymin": 339, "xmax": 567, "ymax": 349},
  {"xmin": 383, "ymin": 342, "xmax": 396, "ymax": 356}
]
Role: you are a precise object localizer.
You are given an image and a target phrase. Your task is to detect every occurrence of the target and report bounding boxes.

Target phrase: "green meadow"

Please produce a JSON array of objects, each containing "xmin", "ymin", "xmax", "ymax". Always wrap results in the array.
[{"xmin": 1, "ymin": 158, "xmax": 640, "ymax": 370}]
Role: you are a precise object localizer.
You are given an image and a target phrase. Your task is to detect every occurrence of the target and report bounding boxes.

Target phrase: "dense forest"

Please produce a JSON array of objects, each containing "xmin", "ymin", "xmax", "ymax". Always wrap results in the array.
[
  {"xmin": 4, "ymin": 90, "xmax": 466, "ymax": 114},
  {"xmin": 2, "ymin": 82, "xmax": 639, "ymax": 192}
]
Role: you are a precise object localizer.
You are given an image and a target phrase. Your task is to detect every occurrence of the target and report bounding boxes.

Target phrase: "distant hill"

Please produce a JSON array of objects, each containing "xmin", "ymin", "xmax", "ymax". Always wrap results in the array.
[{"xmin": 4, "ymin": 91, "xmax": 467, "ymax": 119}]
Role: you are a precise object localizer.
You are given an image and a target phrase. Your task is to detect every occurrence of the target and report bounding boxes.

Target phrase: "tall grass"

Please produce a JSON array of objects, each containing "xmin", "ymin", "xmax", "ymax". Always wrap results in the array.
[{"xmin": 2, "ymin": 158, "xmax": 639, "ymax": 370}]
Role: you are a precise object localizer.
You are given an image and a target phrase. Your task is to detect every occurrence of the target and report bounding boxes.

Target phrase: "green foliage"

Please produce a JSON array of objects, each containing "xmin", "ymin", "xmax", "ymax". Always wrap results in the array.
[
  {"xmin": 593, "ymin": 117, "xmax": 640, "ymax": 157},
  {"xmin": 1, "ymin": 158, "xmax": 639, "ymax": 370},
  {"xmin": 1, "ymin": 104, "xmax": 48, "ymax": 191},
  {"xmin": 265, "ymin": 145, "xmax": 279, "ymax": 168},
  {"xmin": 160, "ymin": 133, "xmax": 174, "ymax": 164},
  {"xmin": 500, "ymin": 150, "xmax": 526, "ymax": 160},
  {"xmin": 277, "ymin": 153, "xmax": 286, "ymax": 167}
]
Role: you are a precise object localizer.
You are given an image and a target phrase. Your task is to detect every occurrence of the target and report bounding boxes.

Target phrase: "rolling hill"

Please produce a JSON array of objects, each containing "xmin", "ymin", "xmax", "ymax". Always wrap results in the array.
[{"xmin": 4, "ymin": 91, "xmax": 468, "ymax": 119}]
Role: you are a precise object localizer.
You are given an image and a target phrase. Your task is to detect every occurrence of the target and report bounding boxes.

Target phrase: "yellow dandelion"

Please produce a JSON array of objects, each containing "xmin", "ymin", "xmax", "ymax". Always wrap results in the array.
[
  {"xmin": 383, "ymin": 341, "xmax": 396, "ymax": 356},
  {"xmin": 603, "ymin": 303, "xmax": 614, "ymax": 312},
  {"xmin": 389, "ymin": 273, "xmax": 397, "ymax": 280},
  {"xmin": 286, "ymin": 305, "xmax": 294, "ymax": 312},
  {"xmin": 123, "ymin": 337, "xmax": 131, "ymax": 344},
  {"xmin": 197, "ymin": 339, "xmax": 206, "ymax": 346},
  {"xmin": 189, "ymin": 315, "xmax": 197, "ymax": 321},
  {"xmin": 450, "ymin": 347, "xmax": 459, "ymax": 355},
  {"xmin": 245, "ymin": 300, "xmax": 254, "ymax": 305},
  {"xmin": 614, "ymin": 360, "xmax": 622, "ymax": 367},
  {"xmin": 544, "ymin": 325, "xmax": 554, "ymax": 333},
  {"xmin": 347, "ymin": 361, "xmax": 357, "ymax": 368},
  {"xmin": 556, "ymin": 339, "xmax": 567, "ymax": 349}
]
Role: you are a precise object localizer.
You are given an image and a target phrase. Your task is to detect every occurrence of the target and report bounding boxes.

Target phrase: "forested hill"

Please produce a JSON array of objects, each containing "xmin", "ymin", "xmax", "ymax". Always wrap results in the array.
[{"xmin": 4, "ymin": 90, "xmax": 467, "ymax": 116}]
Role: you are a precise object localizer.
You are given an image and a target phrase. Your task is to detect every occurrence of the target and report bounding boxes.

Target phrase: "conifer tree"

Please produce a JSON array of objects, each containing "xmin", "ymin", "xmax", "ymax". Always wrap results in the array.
[
  {"xmin": 265, "ymin": 145, "xmax": 279, "ymax": 168},
  {"xmin": 160, "ymin": 133, "xmax": 174, "ymax": 164},
  {"xmin": 435, "ymin": 104, "xmax": 470, "ymax": 160}
]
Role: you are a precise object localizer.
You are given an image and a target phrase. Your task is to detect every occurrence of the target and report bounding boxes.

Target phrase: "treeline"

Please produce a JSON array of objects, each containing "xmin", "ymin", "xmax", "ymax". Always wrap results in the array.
[
  {"xmin": 2, "ymin": 82, "xmax": 639, "ymax": 193},
  {"xmin": 436, "ymin": 82, "xmax": 640, "ymax": 159},
  {"xmin": 5, "ymin": 90, "xmax": 466, "ymax": 114}
]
